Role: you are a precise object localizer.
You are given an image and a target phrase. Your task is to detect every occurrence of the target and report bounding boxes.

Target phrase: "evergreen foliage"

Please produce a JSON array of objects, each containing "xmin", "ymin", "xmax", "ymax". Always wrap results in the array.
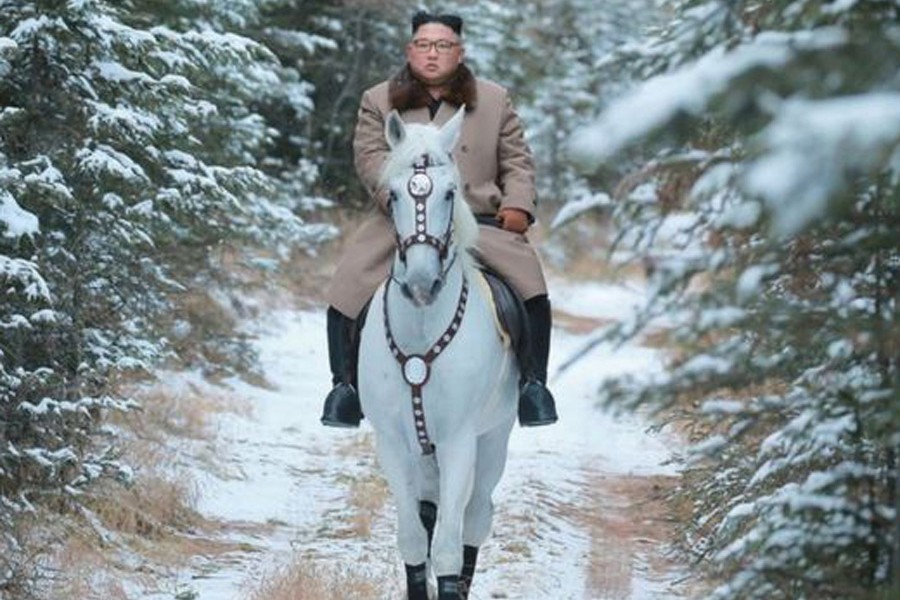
[
  {"xmin": 568, "ymin": 0, "xmax": 900, "ymax": 597},
  {"xmin": 249, "ymin": 0, "xmax": 415, "ymax": 204},
  {"xmin": 0, "ymin": 0, "xmax": 330, "ymax": 591},
  {"xmin": 447, "ymin": 0, "xmax": 662, "ymax": 206}
]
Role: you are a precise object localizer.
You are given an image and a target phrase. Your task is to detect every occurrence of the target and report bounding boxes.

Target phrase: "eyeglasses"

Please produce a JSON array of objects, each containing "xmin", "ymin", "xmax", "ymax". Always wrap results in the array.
[{"xmin": 410, "ymin": 39, "xmax": 460, "ymax": 54}]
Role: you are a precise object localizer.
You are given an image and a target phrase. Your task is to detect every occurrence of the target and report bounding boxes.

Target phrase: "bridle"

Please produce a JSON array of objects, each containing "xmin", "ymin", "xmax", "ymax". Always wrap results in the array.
[
  {"xmin": 384, "ymin": 152, "xmax": 469, "ymax": 455},
  {"xmin": 391, "ymin": 154, "xmax": 456, "ymax": 278}
]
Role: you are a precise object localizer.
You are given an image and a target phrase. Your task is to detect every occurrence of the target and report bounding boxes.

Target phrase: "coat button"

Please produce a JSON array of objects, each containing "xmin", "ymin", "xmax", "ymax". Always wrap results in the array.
[
  {"xmin": 460, "ymin": 145, "xmax": 468, "ymax": 153},
  {"xmin": 464, "ymin": 183, "xmax": 471, "ymax": 192}
]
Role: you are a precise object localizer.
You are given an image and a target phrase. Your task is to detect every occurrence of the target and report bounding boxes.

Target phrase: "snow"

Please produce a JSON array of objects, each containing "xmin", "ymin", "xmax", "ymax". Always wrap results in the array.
[
  {"xmin": 569, "ymin": 28, "xmax": 847, "ymax": 162},
  {"xmin": 91, "ymin": 60, "xmax": 153, "ymax": 84},
  {"xmin": 736, "ymin": 263, "xmax": 777, "ymax": 301},
  {"xmin": 0, "ymin": 256, "xmax": 50, "ymax": 301},
  {"xmin": 822, "ymin": 0, "xmax": 860, "ymax": 15},
  {"xmin": 714, "ymin": 200, "xmax": 761, "ymax": 230},
  {"xmin": 76, "ymin": 144, "xmax": 148, "ymax": 183},
  {"xmin": 87, "ymin": 100, "xmax": 162, "ymax": 141},
  {"xmin": 679, "ymin": 354, "xmax": 733, "ymax": 377},
  {"xmin": 550, "ymin": 277, "xmax": 648, "ymax": 323},
  {"xmin": 141, "ymin": 279, "xmax": 686, "ymax": 599},
  {"xmin": 743, "ymin": 93, "xmax": 900, "ymax": 237},
  {"xmin": 550, "ymin": 190, "xmax": 613, "ymax": 229},
  {"xmin": 702, "ymin": 399, "xmax": 745, "ymax": 415},
  {"xmin": 0, "ymin": 191, "xmax": 39, "ymax": 239},
  {"xmin": 10, "ymin": 16, "xmax": 70, "ymax": 41},
  {"xmin": 264, "ymin": 28, "xmax": 338, "ymax": 53}
]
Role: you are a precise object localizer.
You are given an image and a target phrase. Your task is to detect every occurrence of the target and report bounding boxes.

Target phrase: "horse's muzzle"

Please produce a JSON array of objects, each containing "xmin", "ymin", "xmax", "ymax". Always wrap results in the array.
[{"xmin": 401, "ymin": 276, "xmax": 445, "ymax": 307}]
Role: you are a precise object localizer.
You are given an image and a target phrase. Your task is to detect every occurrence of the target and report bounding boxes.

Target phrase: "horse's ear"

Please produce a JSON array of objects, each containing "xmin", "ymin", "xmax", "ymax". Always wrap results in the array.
[
  {"xmin": 438, "ymin": 105, "xmax": 465, "ymax": 153},
  {"xmin": 385, "ymin": 110, "xmax": 406, "ymax": 149}
]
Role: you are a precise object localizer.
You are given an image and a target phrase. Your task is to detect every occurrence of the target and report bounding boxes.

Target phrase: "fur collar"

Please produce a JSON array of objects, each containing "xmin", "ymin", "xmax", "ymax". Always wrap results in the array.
[{"xmin": 389, "ymin": 63, "xmax": 477, "ymax": 113}]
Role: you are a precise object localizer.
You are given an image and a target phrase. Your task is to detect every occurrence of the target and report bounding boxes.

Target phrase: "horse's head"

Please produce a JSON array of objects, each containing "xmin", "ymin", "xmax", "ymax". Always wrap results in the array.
[{"xmin": 381, "ymin": 107, "xmax": 478, "ymax": 307}]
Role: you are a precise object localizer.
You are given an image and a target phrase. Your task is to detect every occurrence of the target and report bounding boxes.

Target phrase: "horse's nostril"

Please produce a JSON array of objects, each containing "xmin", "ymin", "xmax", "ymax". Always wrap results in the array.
[
  {"xmin": 430, "ymin": 278, "xmax": 443, "ymax": 297},
  {"xmin": 400, "ymin": 283, "xmax": 414, "ymax": 300}
]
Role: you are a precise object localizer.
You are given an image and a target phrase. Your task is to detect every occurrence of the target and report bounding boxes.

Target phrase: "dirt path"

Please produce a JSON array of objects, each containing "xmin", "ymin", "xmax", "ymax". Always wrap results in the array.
[{"xmin": 139, "ymin": 278, "xmax": 691, "ymax": 599}]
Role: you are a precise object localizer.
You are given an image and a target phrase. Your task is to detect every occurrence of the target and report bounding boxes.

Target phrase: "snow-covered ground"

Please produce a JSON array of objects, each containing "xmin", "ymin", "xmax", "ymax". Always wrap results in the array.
[{"xmin": 148, "ymin": 278, "xmax": 689, "ymax": 599}]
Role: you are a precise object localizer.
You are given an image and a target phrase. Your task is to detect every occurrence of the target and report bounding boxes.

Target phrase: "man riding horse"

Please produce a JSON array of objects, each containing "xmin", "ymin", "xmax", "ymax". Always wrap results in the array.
[{"xmin": 321, "ymin": 11, "xmax": 558, "ymax": 429}]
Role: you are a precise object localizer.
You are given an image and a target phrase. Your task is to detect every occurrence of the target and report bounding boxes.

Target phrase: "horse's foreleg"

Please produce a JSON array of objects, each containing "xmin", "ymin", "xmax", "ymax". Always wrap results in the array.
[
  {"xmin": 373, "ymin": 433, "xmax": 430, "ymax": 599},
  {"xmin": 459, "ymin": 422, "xmax": 514, "ymax": 598},
  {"xmin": 432, "ymin": 435, "xmax": 477, "ymax": 599}
]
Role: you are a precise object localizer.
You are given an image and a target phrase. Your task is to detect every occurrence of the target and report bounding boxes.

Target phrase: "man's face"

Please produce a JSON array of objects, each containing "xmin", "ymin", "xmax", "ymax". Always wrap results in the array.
[{"xmin": 406, "ymin": 23, "xmax": 464, "ymax": 87}]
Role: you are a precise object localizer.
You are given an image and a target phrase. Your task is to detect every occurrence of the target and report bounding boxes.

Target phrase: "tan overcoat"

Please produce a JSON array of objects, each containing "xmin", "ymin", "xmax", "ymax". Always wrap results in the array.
[{"xmin": 324, "ymin": 66, "xmax": 547, "ymax": 319}]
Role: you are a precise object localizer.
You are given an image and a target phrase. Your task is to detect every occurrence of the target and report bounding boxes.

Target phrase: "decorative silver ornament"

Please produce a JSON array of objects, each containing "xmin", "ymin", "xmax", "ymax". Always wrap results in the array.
[
  {"xmin": 408, "ymin": 172, "xmax": 433, "ymax": 197},
  {"xmin": 403, "ymin": 355, "xmax": 429, "ymax": 385}
]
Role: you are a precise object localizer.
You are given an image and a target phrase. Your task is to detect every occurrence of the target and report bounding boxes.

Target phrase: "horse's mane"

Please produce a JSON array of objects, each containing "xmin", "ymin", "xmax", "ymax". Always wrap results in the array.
[{"xmin": 380, "ymin": 124, "xmax": 480, "ymax": 275}]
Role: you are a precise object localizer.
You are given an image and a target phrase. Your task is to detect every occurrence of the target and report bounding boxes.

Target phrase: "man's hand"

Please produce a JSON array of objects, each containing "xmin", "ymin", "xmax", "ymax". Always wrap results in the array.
[{"xmin": 496, "ymin": 207, "xmax": 530, "ymax": 234}]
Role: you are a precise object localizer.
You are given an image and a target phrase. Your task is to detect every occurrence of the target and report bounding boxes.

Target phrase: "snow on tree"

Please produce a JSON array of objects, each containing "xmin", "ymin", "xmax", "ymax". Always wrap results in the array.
[
  {"xmin": 447, "ymin": 0, "xmax": 662, "ymax": 209},
  {"xmin": 564, "ymin": 0, "xmax": 900, "ymax": 597},
  {"xmin": 0, "ymin": 0, "xmax": 332, "ymax": 591},
  {"xmin": 246, "ymin": 0, "xmax": 416, "ymax": 205}
]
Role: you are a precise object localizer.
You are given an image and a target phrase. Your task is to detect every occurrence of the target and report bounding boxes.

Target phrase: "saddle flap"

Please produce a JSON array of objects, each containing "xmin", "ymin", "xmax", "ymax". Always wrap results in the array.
[{"xmin": 478, "ymin": 268, "xmax": 528, "ymax": 355}]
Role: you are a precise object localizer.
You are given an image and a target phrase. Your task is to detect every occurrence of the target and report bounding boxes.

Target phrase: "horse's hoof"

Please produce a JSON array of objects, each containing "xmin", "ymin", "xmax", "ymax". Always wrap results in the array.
[{"xmin": 436, "ymin": 575, "xmax": 460, "ymax": 599}]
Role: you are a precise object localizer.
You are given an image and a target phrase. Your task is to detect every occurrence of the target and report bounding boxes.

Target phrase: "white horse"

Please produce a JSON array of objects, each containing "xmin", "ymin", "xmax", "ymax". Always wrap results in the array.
[{"xmin": 358, "ymin": 107, "xmax": 519, "ymax": 600}]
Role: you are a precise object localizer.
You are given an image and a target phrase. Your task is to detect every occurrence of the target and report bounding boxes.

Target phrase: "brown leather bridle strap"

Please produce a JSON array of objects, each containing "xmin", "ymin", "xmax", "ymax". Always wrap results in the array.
[
  {"xmin": 383, "ymin": 276, "xmax": 470, "ymax": 455},
  {"xmin": 394, "ymin": 154, "xmax": 454, "ymax": 263}
]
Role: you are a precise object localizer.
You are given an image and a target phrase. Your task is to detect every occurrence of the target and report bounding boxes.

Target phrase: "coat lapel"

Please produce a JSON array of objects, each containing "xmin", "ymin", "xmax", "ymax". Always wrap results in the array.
[
  {"xmin": 432, "ymin": 101, "xmax": 459, "ymax": 126},
  {"xmin": 403, "ymin": 106, "xmax": 432, "ymax": 125}
]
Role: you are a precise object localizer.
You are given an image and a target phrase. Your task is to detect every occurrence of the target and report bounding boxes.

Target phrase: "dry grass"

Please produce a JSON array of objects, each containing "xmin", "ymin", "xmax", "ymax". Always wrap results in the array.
[
  {"xmin": 347, "ymin": 472, "xmax": 391, "ymax": 538},
  {"xmin": 247, "ymin": 558, "xmax": 396, "ymax": 600},
  {"xmin": 122, "ymin": 384, "xmax": 251, "ymax": 442},
  {"xmin": 333, "ymin": 433, "xmax": 391, "ymax": 539},
  {"xmin": 40, "ymin": 380, "xmax": 256, "ymax": 599},
  {"xmin": 46, "ymin": 519, "xmax": 257, "ymax": 600},
  {"xmin": 45, "ymin": 531, "xmax": 137, "ymax": 600},
  {"xmin": 83, "ymin": 472, "xmax": 201, "ymax": 540},
  {"xmin": 552, "ymin": 310, "xmax": 616, "ymax": 335}
]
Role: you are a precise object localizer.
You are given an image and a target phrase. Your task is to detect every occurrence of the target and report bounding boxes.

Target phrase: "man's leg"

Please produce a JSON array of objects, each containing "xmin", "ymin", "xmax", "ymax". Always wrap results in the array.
[
  {"xmin": 320, "ymin": 306, "xmax": 363, "ymax": 428},
  {"xmin": 518, "ymin": 295, "xmax": 558, "ymax": 427}
]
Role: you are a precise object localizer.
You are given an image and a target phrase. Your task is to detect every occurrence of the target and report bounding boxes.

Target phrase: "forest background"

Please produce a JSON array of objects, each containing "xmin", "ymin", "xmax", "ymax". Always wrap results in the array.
[{"xmin": 1, "ymin": 0, "xmax": 898, "ymax": 599}]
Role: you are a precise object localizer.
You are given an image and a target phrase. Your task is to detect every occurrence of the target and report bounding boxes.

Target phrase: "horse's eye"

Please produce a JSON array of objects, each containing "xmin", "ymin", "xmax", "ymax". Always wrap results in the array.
[
  {"xmin": 444, "ymin": 189, "xmax": 455, "ymax": 202},
  {"xmin": 388, "ymin": 191, "xmax": 398, "ymax": 203}
]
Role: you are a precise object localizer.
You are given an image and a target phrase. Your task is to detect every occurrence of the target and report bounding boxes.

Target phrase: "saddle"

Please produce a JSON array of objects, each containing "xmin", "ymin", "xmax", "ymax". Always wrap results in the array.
[
  {"xmin": 478, "ymin": 267, "xmax": 528, "ymax": 361},
  {"xmin": 472, "ymin": 214, "xmax": 529, "ymax": 363}
]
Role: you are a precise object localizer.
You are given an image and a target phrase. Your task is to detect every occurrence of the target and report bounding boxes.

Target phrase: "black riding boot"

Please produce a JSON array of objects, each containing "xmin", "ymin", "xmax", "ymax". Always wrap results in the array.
[
  {"xmin": 518, "ymin": 295, "xmax": 558, "ymax": 427},
  {"xmin": 320, "ymin": 307, "xmax": 363, "ymax": 428}
]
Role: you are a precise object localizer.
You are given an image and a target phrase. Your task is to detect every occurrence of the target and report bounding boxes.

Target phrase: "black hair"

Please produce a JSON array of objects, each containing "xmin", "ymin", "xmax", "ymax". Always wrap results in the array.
[{"xmin": 411, "ymin": 11, "xmax": 463, "ymax": 36}]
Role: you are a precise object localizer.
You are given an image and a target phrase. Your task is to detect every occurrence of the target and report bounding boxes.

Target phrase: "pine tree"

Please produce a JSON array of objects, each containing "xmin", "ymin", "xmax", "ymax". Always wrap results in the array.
[
  {"xmin": 567, "ymin": 0, "xmax": 900, "ymax": 597},
  {"xmin": 0, "ymin": 0, "xmax": 326, "ymax": 591},
  {"xmin": 446, "ymin": 0, "xmax": 661, "ymax": 209},
  {"xmin": 250, "ymin": 0, "xmax": 415, "ymax": 205}
]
